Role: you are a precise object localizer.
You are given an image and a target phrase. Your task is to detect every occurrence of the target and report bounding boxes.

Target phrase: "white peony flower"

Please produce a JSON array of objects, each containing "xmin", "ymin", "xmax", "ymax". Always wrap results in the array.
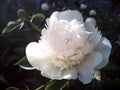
[{"xmin": 26, "ymin": 10, "xmax": 112, "ymax": 84}]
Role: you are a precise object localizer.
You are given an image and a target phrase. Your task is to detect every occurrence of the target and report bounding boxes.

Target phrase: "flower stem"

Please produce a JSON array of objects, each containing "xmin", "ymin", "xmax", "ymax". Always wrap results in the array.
[{"xmin": 25, "ymin": 19, "xmax": 41, "ymax": 33}]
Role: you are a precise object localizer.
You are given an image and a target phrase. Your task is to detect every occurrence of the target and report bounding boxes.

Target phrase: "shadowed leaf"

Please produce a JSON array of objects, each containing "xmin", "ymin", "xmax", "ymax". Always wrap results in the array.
[
  {"xmin": 45, "ymin": 80, "xmax": 67, "ymax": 90},
  {"xmin": 2, "ymin": 20, "xmax": 23, "ymax": 34},
  {"xmin": 14, "ymin": 56, "xmax": 34, "ymax": 70}
]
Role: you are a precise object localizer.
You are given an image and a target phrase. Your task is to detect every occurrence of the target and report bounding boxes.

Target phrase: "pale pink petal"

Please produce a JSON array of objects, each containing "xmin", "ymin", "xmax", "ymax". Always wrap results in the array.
[
  {"xmin": 77, "ymin": 52, "xmax": 103, "ymax": 84},
  {"xmin": 84, "ymin": 22, "xmax": 101, "ymax": 45},
  {"xmin": 95, "ymin": 37, "xmax": 112, "ymax": 69},
  {"xmin": 58, "ymin": 10, "xmax": 83, "ymax": 22},
  {"xmin": 41, "ymin": 63, "xmax": 62, "ymax": 79},
  {"xmin": 62, "ymin": 67, "xmax": 78, "ymax": 79},
  {"xmin": 48, "ymin": 11, "xmax": 59, "ymax": 29}
]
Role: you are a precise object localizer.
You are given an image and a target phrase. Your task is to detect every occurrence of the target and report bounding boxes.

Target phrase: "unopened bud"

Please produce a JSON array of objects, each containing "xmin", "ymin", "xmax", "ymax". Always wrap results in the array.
[
  {"xmin": 41, "ymin": 3, "xmax": 49, "ymax": 11},
  {"xmin": 89, "ymin": 10, "xmax": 96, "ymax": 16},
  {"xmin": 80, "ymin": 3, "xmax": 87, "ymax": 10},
  {"xmin": 17, "ymin": 9, "xmax": 27, "ymax": 21},
  {"xmin": 85, "ymin": 17, "xmax": 96, "ymax": 26}
]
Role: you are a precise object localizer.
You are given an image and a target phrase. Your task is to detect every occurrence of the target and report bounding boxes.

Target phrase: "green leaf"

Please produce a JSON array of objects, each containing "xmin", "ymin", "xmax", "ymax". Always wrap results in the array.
[
  {"xmin": 35, "ymin": 85, "xmax": 46, "ymax": 90},
  {"xmin": 14, "ymin": 56, "xmax": 27, "ymax": 65},
  {"xmin": 45, "ymin": 80, "xmax": 67, "ymax": 90},
  {"xmin": 30, "ymin": 13, "xmax": 44, "ymax": 22},
  {"xmin": 94, "ymin": 70, "xmax": 101, "ymax": 81},
  {"xmin": 19, "ymin": 22, "xmax": 24, "ymax": 29},
  {"xmin": 26, "ymin": 19, "xmax": 41, "ymax": 33},
  {"xmin": 14, "ymin": 56, "xmax": 34, "ymax": 70},
  {"xmin": 2, "ymin": 20, "xmax": 23, "ymax": 34}
]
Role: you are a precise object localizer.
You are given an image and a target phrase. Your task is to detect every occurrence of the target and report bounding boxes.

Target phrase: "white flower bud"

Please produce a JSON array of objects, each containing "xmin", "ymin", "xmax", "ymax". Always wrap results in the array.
[
  {"xmin": 89, "ymin": 9, "xmax": 96, "ymax": 16},
  {"xmin": 80, "ymin": 3, "xmax": 87, "ymax": 10},
  {"xmin": 85, "ymin": 17, "xmax": 96, "ymax": 26},
  {"xmin": 41, "ymin": 3, "xmax": 49, "ymax": 11}
]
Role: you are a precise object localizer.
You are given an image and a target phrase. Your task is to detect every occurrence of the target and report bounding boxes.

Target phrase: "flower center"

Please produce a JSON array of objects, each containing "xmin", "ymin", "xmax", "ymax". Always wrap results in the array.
[{"xmin": 42, "ymin": 20, "xmax": 94, "ymax": 70}]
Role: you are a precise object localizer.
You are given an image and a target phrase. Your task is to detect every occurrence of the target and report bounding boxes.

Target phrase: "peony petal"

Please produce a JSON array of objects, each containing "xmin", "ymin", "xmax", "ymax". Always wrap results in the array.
[
  {"xmin": 85, "ymin": 22, "xmax": 101, "ymax": 46},
  {"xmin": 41, "ymin": 63, "xmax": 62, "ymax": 79},
  {"xmin": 62, "ymin": 67, "xmax": 78, "ymax": 79},
  {"xmin": 26, "ymin": 42, "xmax": 63, "ymax": 79},
  {"xmin": 41, "ymin": 66, "xmax": 78, "ymax": 80},
  {"xmin": 95, "ymin": 37, "xmax": 112, "ymax": 69},
  {"xmin": 20, "ymin": 65, "xmax": 35, "ymax": 70},
  {"xmin": 70, "ymin": 19, "xmax": 85, "ymax": 32},
  {"xmin": 47, "ymin": 11, "xmax": 59, "ymax": 29},
  {"xmin": 26, "ymin": 42, "xmax": 49, "ymax": 70},
  {"xmin": 77, "ymin": 52, "xmax": 103, "ymax": 84},
  {"xmin": 58, "ymin": 10, "xmax": 83, "ymax": 22}
]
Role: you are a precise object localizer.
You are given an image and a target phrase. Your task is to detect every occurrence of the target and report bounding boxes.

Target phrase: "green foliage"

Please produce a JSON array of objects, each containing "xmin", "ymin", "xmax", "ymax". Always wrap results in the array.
[
  {"xmin": 94, "ymin": 70, "xmax": 101, "ymax": 81},
  {"xmin": 44, "ymin": 80, "xmax": 67, "ymax": 90},
  {"xmin": 30, "ymin": 13, "xmax": 45, "ymax": 22},
  {"xmin": 35, "ymin": 80, "xmax": 68, "ymax": 90},
  {"xmin": 2, "ymin": 20, "xmax": 23, "ymax": 34},
  {"xmin": 14, "ymin": 56, "xmax": 34, "ymax": 70}
]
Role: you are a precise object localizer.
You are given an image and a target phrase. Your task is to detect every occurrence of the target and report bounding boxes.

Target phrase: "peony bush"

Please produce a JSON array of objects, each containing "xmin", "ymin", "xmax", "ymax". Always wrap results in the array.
[{"xmin": 26, "ymin": 10, "xmax": 112, "ymax": 84}]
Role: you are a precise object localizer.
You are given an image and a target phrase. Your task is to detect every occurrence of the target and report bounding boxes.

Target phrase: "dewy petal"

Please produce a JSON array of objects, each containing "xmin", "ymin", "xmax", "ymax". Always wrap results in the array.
[
  {"xmin": 26, "ymin": 42, "xmax": 48, "ymax": 70},
  {"xmin": 95, "ymin": 37, "xmax": 112, "ymax": 69},
  {"xmin": 77, "ymin": 52, "xmax": 103, "ymax": 84},
  {"xmin": 58, "ymin": 10, "xmax": 83, "ymax": 22},
  {"xmin": 62, "ymin": 67, "xmax": 78, "ymax": 79}
]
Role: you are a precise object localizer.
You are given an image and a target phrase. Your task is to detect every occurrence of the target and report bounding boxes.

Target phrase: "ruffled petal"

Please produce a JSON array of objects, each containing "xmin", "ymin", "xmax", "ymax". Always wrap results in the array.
[
  {"xmin": 26, "ymin": 42, "xmax": 49, "ymax": 70},
  {"xmin": 84, "ymin": 22, "xmax": 101, "ymax": 46},
  {"xmin": 95, "ymin": 37, "xmax": 112, "ymax": 69},
  {"xmin": 58, "ymin": 10, "xmax": 83, "ymax": 22},
  {"xmin": 77, "ymin": 52, "xmax": 103, "ymax": 84},
  {"xmin": 47, "ymin": 11, "xmax": 59, "ymax": 29},
  {"xmin": 47, "ymin": 10, "xmax": 83, "ymax": 29}
]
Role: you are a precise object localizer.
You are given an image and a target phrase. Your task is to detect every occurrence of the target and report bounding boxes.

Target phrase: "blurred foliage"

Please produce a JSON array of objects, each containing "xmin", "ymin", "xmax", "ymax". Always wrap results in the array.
[{"xmin": 0, "ymin": 0, "xmax": 120, "ymax": 90}]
